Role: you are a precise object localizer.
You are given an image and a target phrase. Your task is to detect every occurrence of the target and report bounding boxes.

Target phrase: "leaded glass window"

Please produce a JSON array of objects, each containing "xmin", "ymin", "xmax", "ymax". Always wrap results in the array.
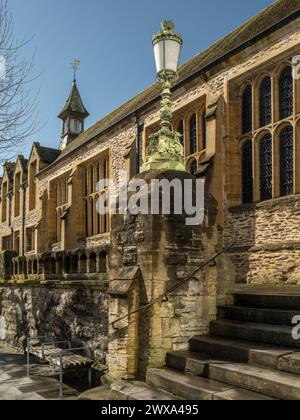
[
  {"xmin": 189, "ymin": 114, "xmax": 197, "ymax": 155},
  {"xmin": 260, "ymin": 77, "xmax": 272, "ymax": 127},
  {"xmin": 280, "ymin": 126, "xmax": 294, "ymax": 197},
  {"xmin": 189, "ymin": 159, "xmax": 197, "ymax": 176},
  {"xmin": 279, "ymin": 67, "xmax": 293, "ymax": 120},
  {"xmin": 260, "ymin": 134, "xmax": 273, "ymax": 201},
  {"xmin": 242, "ymin": 140, "xmax": 253, "ymax": 204},
  {"xmin": 242, "ymin": 85, "xmax": 252, "ymax": 134}
]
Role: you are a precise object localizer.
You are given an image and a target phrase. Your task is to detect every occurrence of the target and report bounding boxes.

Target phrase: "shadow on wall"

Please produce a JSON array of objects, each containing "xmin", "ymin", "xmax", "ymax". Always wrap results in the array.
[{"xmin": 225, "ymin": 195, "xmax": 300, "ymax": 285}]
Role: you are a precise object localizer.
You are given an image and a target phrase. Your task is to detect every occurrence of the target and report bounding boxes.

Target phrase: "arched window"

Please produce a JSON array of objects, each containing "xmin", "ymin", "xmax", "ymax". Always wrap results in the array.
[
  {"xmin": 260, "ymin": 77, "xmax": 272, "ymax": 127},
  {"xmin": 242, "ymin": 140, "xmax": 253, "ymax": 204},
  {"xmin": 177, "ymin": 120, "xmax": 184, "ymax": 146},
  {"xmin": 242, "ymin": 85, "xmax": 252, "ymax": 134},
  {"xmin": 189, "ymin": 159, "xmax": 197, "ymax": 176},
  {"xmin": 202, "ymin": 112, "xmax": 207, "ymax": 149},
  {"xmin": 279, "ymin": 67, "xmax": 293, "ymax": 120},
  {"xmin": 189, "ymin": 114, "xmax": 197, "ymax": 155},
  {"xmin": 280, "ymin": 126, "xmax": 294, "ymax": 197},
  {"xmin": 260, "ymin": 134, "xmax": 273, "ymax": 201}
]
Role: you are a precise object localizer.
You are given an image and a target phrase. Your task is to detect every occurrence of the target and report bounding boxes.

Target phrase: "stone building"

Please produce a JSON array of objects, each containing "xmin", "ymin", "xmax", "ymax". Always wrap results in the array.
[{"xmin": 1, "ymin": 0, "xmax": 300, "ymax": 399}]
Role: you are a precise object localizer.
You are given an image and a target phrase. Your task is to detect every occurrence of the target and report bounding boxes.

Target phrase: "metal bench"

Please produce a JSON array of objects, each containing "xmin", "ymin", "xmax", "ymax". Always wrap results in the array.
[{"xmin": 26, "ymin": 337, "xmax": 93, "ymax": 397}]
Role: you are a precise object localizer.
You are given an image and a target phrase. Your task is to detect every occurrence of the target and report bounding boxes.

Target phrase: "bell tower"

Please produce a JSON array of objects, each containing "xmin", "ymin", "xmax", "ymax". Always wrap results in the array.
[{"xmin": 58, "ymin": 71, "xmax": 89, "ymax": 150}]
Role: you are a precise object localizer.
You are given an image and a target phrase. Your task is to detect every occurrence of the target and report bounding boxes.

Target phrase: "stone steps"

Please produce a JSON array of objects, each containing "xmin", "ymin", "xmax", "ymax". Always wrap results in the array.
[
  {"xmin": 189, "ymin": 335, "xmax": 295, "ymax": 366},
  {"xmin": 234, "ymin": 292, "xmax": 300, "ymax": 311},
  {"xmin": 208, "ymin": 363, "xmax": 300, "ymax": 400},
  {"xmin": 211, "ymin": 319, "xmax": 299, "ymax": 348},
  {"xmin": 146, "ymin": 368, "xmax": 275, "ymax": 400},
  {"xmin": 159, "ymin": 291, "xmax": 300, "ymax": 400},
  {"xmin": 219, "ymin": 305, "xmax": 298, "ymax": 326},
  {"xmin": 118, "ymin": 290, "xmax": 300, "ymax": 400},
  {"xmin": 111, "ymin": 381, "xmax": 180, "ymax": 400},
  {"xmin": 213, "ymin": 388, "xmax": 276, "ymax": 401}
]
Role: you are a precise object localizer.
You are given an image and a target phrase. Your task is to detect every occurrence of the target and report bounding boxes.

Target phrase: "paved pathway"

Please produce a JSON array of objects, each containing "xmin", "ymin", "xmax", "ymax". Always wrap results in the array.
[{"xmin": 0, "ymin": 342, "xmax": 79, "ymax": 400}]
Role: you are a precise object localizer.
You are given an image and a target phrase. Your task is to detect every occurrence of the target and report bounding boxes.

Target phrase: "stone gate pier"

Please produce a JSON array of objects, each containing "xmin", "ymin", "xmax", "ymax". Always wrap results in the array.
[{"xmin": 107, "ymin": 170, "xmax": 231, "ymax": 381}]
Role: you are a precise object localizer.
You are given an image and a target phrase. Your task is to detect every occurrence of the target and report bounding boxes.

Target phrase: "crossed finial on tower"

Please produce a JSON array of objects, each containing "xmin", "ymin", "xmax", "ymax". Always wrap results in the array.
[{"xmin": 71, "ymin": 59, "xmax": 81, "ymax": 82}]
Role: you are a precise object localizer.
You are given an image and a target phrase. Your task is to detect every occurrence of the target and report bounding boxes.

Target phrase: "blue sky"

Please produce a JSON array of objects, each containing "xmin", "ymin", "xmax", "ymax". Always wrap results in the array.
[{"xmin": 8, "ymin": 0, "xmax": 275, "ymax": 159}]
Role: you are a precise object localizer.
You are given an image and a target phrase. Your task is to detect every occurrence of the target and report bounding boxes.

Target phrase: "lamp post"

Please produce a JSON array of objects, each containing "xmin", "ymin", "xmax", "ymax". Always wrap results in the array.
[{"xmin": 141, "ymin": 21, "xmax": 186, "ymax": 172}]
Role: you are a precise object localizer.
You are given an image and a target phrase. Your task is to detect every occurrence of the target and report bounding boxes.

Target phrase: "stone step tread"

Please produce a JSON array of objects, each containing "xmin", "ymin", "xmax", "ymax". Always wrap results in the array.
[
  {"xmin": 279, "ymin": 353, "xmax": 300, "ymax": 375},
  {"xmin": 111, "ymin": 381, "xmax": 179, "ymax": 401},
  {"xmin": 211, "ymin": 319, "xmax": 300, "ymax": 350},
  {"xmin": 191, "ymin": 335, "xmax": 295, "ymax": 352},
  {"xmin": 213, "ymin": 319, "xmax": 293, "ymax": 333},
  {"xmin": 219, "ymin": 306, "xmax": 297, "ymax": 328},
  {"xmin": 147, "ymin": 368, "xmax": 234, "ymax": 400},
  {"xmin": 166, "ymin": 351, "xmax": 227, "ymax": 376},
  {"xmin": 213, "ymin": 388, "xmax": 277, "ymax": 400},
  {"xmin": 209, "ymin": 363, "xmax": 300, "ymax": 400},
  {"xmin": 234, "ymin": 293, "xmax": 300, "ymax": 310},
  {"xmin": 221, "ymin": 305, "xmax": 299, "ymax": 316},
  {"xmin": 167, "ymin": 350, "xmax": 225, "ymax": 362},
  {"xmin": 219, "ymin": 305, "xmax": 297, "ymax": 327}
]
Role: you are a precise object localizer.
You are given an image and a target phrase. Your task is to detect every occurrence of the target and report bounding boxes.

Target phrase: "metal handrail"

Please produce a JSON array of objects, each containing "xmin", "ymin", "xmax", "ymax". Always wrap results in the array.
[{"xmin": 111, "ymin": 239, "xmax": 237, "ymax": 328}]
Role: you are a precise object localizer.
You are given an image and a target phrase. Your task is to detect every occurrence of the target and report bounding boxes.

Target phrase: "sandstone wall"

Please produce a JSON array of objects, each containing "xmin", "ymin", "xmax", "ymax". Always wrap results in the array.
[
  {"xmin": 225, "ymin": 194, "xmax": 300, "ymax": 285},
  {"xmin": 0, "ymin": 285, "xmax": 108, "ymax": 366}
]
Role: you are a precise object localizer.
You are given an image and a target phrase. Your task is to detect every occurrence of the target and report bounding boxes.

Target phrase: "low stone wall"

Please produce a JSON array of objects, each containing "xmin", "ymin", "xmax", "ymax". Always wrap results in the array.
[
  {"xmin": 0, "ymin": 285, "xmax": 108, "ymax": 367},
  {"xmin": 224, "ymin": 194, "xmax": 300, "ymax": 284}
]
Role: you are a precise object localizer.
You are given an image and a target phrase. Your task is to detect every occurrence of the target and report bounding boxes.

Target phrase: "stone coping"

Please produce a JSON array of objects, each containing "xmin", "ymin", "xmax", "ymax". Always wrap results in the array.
[
  {"xmin": 0, "ymin": 279, "xmax": 108, "ymax": 289},
  {"xmin": 227, "ymin": 240, "xmax": 300, "ymax": 253},
  {"xmin": 228, "ymin": 193, "xmax": 300, "ymax": 214}
]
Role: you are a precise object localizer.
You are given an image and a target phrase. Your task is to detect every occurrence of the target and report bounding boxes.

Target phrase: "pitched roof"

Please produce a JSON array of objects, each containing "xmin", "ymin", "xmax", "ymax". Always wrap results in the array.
[
  {"xmin": 58, "ymin": 80, "xmax": 89, "ymax": 120},
  {"xmin": 34, "ymin": 143, "xmax": 61, "ymax": 164},
  {"xmin": 16, "ymin": 155, "xmax": 28, "ymax": 172},
  {"xmin": 48, "ymin": 0, "xmax": 300, "ymax": 167},
  {"xmin": 3, "ymin": 162, "xmax": 16, "ymax": 180}
]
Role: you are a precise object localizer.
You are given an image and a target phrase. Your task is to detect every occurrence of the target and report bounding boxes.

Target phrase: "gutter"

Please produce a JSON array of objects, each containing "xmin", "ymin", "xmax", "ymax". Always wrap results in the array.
[{"xmin": 37, "ymin": 8, "xmax": 300, "ymax": 177}]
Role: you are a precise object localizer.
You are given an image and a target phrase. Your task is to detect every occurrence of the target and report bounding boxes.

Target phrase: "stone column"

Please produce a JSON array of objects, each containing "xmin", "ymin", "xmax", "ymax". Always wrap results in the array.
[{"xmin": 107, "ymin": 169, "xmax": 219, "ymax": 381}]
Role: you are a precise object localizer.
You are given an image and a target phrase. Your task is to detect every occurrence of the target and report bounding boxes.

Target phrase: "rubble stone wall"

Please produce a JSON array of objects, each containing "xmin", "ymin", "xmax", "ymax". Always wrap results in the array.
[
  {"xmin": 0, "ymin": 285, "xmax": 109, "ymax": 367},
  {"xmin": 225, "ymin": 194, "xmax": 300, "ymax": 284}
]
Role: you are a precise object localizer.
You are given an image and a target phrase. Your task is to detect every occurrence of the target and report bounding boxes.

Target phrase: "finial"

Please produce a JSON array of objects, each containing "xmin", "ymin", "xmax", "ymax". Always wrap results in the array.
[
  {"xmin": 161, "ymin": 21, "xmax": 174, "ymax": 31},
  {"xmin": 71, "ymin": 59, "xmax": 81, "ymax": 82}
]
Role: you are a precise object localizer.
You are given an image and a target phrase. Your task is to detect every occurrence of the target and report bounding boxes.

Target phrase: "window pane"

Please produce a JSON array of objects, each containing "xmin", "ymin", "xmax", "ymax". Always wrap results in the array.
[
  {"xmin": 189, "ymin": 159, "xmax": 197, "ymax": 176},
  {"xmin": 189, "ymin": 114, "xmax": 197, "ymax": 154},
  {"xmin": 280, "ymin": 126, "xmax": 294, "ymax": 197},
  {"xmin": 242, "ymin": 85, "xmax": 252, "ymax": 134},
  {"xmin": 242, "ymin": 140, "xmax": 253, "ymax": 204},
  {"xmin": 279, "ymin": 67, "xmax": 293, "ymax": 120},
  {"xmin": 260, "ymin": 134, "xmax": 273, "ymax": 201},
  {"xmin": 260, "ymin": 77, "xmax": 272, "ymax": 127}
]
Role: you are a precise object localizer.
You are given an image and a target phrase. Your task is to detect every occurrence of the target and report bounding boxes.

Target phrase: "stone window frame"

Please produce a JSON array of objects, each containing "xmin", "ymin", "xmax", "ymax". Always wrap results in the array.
[
  {"xmin": 28, "ymin": 159, "xmax": 38, "ymax": 211},
  {"xmin": 13, "ymin": 230, "xmax": 20, "ymax": 255},
  {"xmin": 14, "ymin": 171, "xmax": 21, "ymax": 218},
  {"xmin": 235, "ymin": 58, "xmax": 300, "ymax": 205},
  {"xmin": 84, "ymin": 153, "xmax": 110, "ymax": 239},
  {"xmin": 55, "ymin": 175, "xmax": 69, "ymax": 243},
  {"xmin": 2, "ymin": 234, "xmax": 12, "ymax": 251},
  {"xmin": 172, "ymin": 104, "xmax": 207, "ymax": 174},
  {"xmin": 1, "ymin": 180, "xmax": 8, "ymax": 223},
  {"xmin": 25, "ymin": 226, "xmax": 35, "ymax": 253}
]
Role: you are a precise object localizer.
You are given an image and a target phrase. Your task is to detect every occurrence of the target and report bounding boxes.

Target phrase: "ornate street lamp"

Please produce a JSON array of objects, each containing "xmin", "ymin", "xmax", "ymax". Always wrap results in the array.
[{"xmin": 141, "ymin": 21, "xmax": 186, "ymax": 172}]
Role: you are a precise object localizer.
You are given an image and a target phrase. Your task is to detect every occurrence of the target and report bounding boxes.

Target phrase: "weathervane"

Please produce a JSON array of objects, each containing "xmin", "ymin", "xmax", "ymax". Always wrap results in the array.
[{"xmin": 71, "ymin": 59, "xmax": 81, "ymax": 81}]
